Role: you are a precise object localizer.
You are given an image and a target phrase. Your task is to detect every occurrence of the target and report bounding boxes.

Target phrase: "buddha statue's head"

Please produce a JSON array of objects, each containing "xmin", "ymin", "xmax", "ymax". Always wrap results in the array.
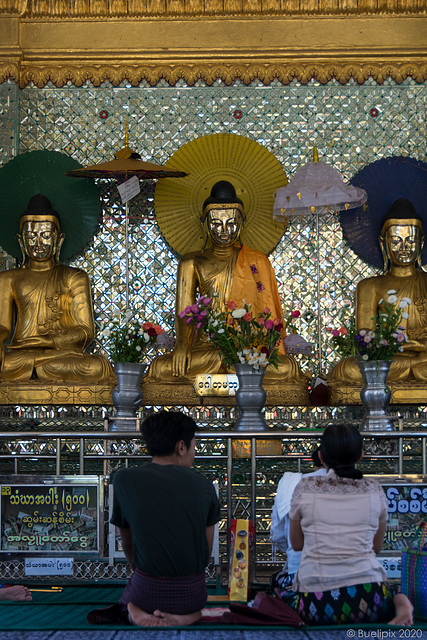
[
  {"xmin": 18, "ymin": 194, "xmax": 64, "ymax": 265},
  {"xmin": 379, "ymin": 198, "xmax": 424, "ymax": 272},
  {"xmin": 201, "ymin": 181, "xmax": 245, "ymax": 247}
]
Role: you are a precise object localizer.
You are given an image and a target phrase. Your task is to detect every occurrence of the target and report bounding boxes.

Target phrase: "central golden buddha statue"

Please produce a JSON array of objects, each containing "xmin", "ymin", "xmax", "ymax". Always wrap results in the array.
[
  {"xmin": 328, "ymin": 198, "xmax": 427, "ymax": 400},
  {"xmin": 0, "ymin": 194, "xmax": 114, "ymax": 385},
  {"xmin": 145, "ymin": 180, "xmax": 307, "ymax": 385}
]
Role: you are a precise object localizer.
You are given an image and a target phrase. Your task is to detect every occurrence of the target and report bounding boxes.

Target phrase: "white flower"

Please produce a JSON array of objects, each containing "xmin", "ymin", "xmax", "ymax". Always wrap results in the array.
[
  {"xmin": 399, "ymin": 346, "xmax": 404, "ymax": 352},
  {"xmin": 398, "ymin": 300, "xmax": 409, "ymax": 309},
  {"xmin": 401, "ymin": 312, "xmax": 409, "ymax": 319},
  {"xmin": 218, "ymin": 328, "xmax": 225, "ymax": 334},
  {"xmin": 387, "ymin": 295, "xmax": 398, "ymax": 304},
  {"xmin": 378, "ymin": 298, "xmax": 384, "ymax": 305},
  {"xmin": 362, "ymin": 354, "xmax": 368, "ymax": 360},
  {"xmin": 102, "ymin": 328, "xmax": 111, "ymax": 338},
  {"xmin": 143, "ymin": 333, "xmax": 150, "ymax": 342},
  {"xmin": 232, "ymin": 308, "xmax": 246, "ymax": 319},
  {"xmin": 401, "ymin": 297, "xmax": 412, "ymax": 305},
  {"xmin": 387, "ymin": 289, "xmax": 397, "ymax": 295},
  {"xmin": 359, "ymin": 329, "xmax": 367, "ymax": 336},
  {"xmin": 135, "ymin": 345, "xmax": 141, "ymax": 352}
]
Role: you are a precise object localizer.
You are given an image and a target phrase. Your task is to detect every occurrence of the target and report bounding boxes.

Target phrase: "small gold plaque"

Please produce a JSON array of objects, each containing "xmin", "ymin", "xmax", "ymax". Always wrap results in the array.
[{"xmin": 194, "ymin": 374, "xmax": 239, "ymax": 396}]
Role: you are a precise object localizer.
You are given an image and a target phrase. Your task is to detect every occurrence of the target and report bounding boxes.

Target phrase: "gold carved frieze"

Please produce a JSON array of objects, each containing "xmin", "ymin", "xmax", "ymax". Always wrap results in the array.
[
  {"xmin": 1, "ymin": 62, "xmax": 425, "ymax": 89},
  {"xmin": 0, "ymin": 0, "xmax": 426, "ymax": 18},
  {"xmin": 0, "ymin": 9, "xmax": 426, "ymax": 87}
]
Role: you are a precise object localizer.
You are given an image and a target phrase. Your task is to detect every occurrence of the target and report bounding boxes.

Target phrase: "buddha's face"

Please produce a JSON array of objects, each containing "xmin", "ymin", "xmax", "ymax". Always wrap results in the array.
[
  {"xmin": 22, "ymin": 220, "xmax": 58, "ymax": 261},
  {"xmin": 207, "ymin": 209, "xmax": 243, "ymax": 246},
  {"xmin": 384, "ymin": 224, "xmax": 422, "ymax": 266}
]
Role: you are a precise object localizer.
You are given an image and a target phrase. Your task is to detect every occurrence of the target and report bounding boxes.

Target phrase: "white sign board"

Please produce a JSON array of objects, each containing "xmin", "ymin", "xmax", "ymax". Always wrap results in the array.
[
  {"xmin": 25, "ymin": 557, "xmax": 74, "ymax": 576},
  {"xmin": 117, "ymin": 176, "xmax": 140, "ymax": 204}
]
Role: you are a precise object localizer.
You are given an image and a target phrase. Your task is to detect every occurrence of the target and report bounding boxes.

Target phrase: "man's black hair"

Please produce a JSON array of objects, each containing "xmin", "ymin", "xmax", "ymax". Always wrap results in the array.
[{"xmin": 140, "ymin": 410, "xmax": 197, "ymax": 457}]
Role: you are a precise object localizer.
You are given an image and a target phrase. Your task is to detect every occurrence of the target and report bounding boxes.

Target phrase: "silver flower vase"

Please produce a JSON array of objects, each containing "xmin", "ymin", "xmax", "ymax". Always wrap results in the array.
[
  {"xmin": 110, "ymin": 362, "xmax": 146, "ymax": 432},
  {"xmin": 356, "ymin": 360, "xmax": 395, "ymax": 432},
  {"xmin": 234, "ymin": 363, "xmax": 268, "ymax": 432}
]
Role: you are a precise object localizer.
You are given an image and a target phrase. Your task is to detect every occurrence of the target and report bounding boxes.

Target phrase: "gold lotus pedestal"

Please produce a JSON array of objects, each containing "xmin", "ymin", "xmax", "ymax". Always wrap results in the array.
[{"xmin": 141, "ymin": 380, "xmax": 310, "ymax": 407}]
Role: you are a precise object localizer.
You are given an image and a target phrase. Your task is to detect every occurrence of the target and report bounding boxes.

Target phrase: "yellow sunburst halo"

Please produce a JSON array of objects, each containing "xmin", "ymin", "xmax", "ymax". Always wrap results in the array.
[{"xmin": 154, "ymin": 133, "xmax": 288, "ymax": 257}]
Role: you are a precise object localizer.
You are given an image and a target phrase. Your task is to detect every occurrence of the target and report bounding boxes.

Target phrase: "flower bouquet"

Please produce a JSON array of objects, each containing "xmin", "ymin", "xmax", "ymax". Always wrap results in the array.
[
  {"xmin": 100, "ymin": 309, "xmax": 163, "ymax": 363},
  {"xmin": 328, "ymin": 290, "xmax": 411, "ymax": 362},
  {"xmin": 179, "ymin": 296, "xmax": 283, "ymax": 371}
]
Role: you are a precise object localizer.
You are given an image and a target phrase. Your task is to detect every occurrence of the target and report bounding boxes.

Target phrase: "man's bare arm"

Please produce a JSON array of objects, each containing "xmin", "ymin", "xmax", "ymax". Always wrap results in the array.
[
  {"xmin": 118, "ymin": 527, "xmax": 134, "ymax": 569},
  {"xmin": 206, "ymin": 525, "xmax": 215, "ymax": 557}
]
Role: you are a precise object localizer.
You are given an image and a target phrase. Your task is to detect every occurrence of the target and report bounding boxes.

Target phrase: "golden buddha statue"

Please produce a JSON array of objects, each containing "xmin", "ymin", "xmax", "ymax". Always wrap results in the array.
[
  {"xmin": 0, "ymin": 194, "xmax": 114, "ymax": 384},
  {"xmin": 145, "ymin": 180, "xmax": 307, "ymax": 386},
  {"xmin": 328, "ymin": 198, "xmax": 427, "ymax": 401}
]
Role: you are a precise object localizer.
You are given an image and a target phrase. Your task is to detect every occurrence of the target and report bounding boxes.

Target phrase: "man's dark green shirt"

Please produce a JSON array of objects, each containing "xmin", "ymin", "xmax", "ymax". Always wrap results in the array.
[{"xmin": 111, "ymin": 463, "xmax": 221, "ymax": 577}]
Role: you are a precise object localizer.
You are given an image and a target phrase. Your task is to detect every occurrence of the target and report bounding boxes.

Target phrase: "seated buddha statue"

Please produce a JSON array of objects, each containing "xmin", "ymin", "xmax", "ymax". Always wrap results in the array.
[
  {"xmin": 328, "ymin": 198, "xmax": 427, "ymax": 390},
  {"xmin": 145, "ymin": 180, "xmax": 307, "ymax": 385},
  {"xmin": 0, "ymin": 194, "xmax": 114, "ymax": 384}
]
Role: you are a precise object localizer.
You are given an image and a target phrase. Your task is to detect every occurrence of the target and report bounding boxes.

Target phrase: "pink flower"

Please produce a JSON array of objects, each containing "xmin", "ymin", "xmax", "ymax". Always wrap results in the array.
[
  {"xmin": 265, "ymin": 319, "xmax": 273, "ymax": 330},
  {"xmin": 196, "ymin": 322, "xmax": 202, "ymax": 329},
  {"xmin": 228, "ymin": 301, "xmax": 237, "ymax": 310},
  {"xmin": 179, "ymin": 310, "xmax": 186, "ymax": 318},
  {"xmin": 339, "ymin": 327, "xmax": 348, "ymax": 335},
  {"xmin": 364, "ymin": 335, "xmax": 372, "ymax": 343},
  {"xmin": 331, "ymin": 329, "xmax": 340, "ymax": 337},
  {"xmin": 263, "ymin": 307, "xmax": 270, "ymax": 314},
  {"xmin": 272, "ymin": 318, "xmax": 280, "ymax": 326},
  {"xmin": 243, "ymin": 312, "xmax": 252, "ymax": 321},
  {"xmin": 191, "ymin": 304, "xmax": 200, "ymax": 313},
  {"xmin": 257, "ymin": 318, "xmax": 265, "ymax": 326},
  {"xmin": 397, "ymin": 333, "xmax": 405, "ymax": 342},
  {"xmin": 203, "ymin": 297, "xmax": 212, "ymax": 305},
  {"xmin": 185, "ymin": 318, "xmax": 192, "ymax": 325},
  {"xmin": 291, "ymin": 310, "xmax": 300, "ymax": 318}
]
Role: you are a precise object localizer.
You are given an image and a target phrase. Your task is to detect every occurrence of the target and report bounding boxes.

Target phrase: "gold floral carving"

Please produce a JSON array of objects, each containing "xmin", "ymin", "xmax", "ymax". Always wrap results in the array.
[{"xmin": 1, "ymin": 62, "xmax": 425, "ymax": 88}]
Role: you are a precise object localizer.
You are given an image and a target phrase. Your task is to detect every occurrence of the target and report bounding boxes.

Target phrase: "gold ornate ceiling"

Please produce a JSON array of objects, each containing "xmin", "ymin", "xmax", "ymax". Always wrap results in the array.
[{"xmin": 0, "ymin": 0, "xmax": 426, "ymax": 87}]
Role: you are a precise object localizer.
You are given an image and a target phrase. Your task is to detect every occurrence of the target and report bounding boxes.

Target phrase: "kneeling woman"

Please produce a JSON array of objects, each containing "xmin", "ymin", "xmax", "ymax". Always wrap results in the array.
[{"xmin": 281, "ymin": 423, "xmax": 413, "ymax": 626}]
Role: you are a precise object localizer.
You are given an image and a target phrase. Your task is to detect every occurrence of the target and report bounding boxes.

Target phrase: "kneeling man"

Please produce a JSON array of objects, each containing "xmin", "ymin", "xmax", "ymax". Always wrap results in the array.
[{"xmin": 90, "ymin": 410, "xmax": 220, "ymax": 627}]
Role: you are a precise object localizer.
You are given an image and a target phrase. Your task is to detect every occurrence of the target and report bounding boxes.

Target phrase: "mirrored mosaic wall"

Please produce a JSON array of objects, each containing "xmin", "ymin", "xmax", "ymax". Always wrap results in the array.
[{"xmin": 0, "ymin": 77, "xmax": 426, "ymax": 378}]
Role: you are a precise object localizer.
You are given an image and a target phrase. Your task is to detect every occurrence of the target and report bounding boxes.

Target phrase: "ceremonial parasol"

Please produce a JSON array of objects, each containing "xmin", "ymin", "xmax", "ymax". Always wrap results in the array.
[
  {"xmin": 0, "ymin": 150, "xmax": 101, "ymax": 262},
  {"xmin": 65, "ymin": 129, "xmax": 187, "ymax": 305},
  {"xmin": 341, "ymin": 156, "xmax": 427, "ymax": 269},
  {"xmin": 272, "ymin": 148, "xmax": 367, "ymax": 374},
  {"xmin": 154, "ymin": 133, "xmax": 288, "ymax": 257}
]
